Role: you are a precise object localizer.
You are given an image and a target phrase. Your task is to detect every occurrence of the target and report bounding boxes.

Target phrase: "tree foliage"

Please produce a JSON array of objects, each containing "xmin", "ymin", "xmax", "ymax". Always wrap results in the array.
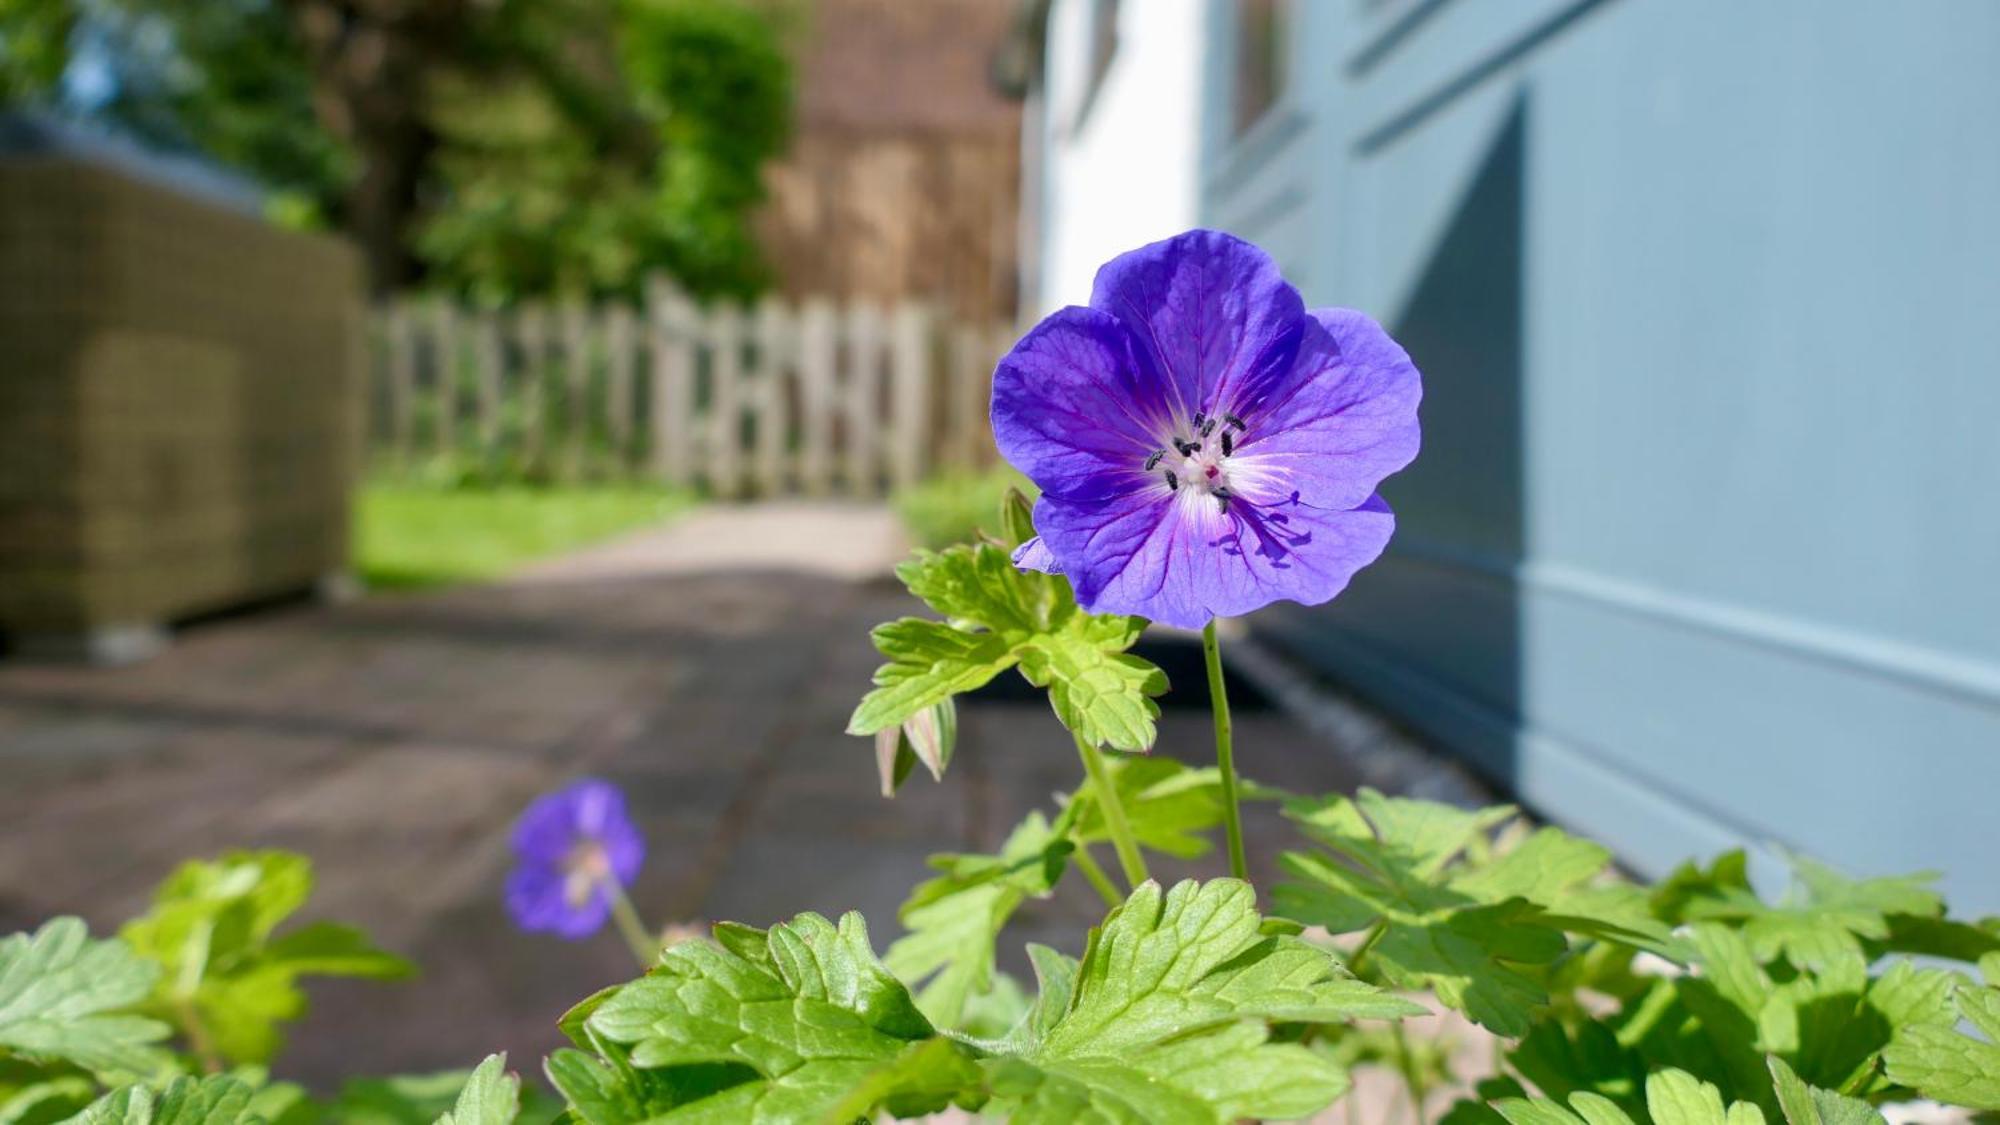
[{"xmin": 2, "ymin": 0, "xmax": 793, "ymax": 299}]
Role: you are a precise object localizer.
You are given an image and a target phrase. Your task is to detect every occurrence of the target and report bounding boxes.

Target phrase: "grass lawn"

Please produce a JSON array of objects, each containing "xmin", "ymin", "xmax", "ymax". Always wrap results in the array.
[{"xmin": 354, "ymin": 482, "xmax": 697, "ymax": 590}]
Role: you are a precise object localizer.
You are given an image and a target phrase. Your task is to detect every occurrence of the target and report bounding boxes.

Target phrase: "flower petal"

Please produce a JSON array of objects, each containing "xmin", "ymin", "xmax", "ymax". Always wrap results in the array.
[
  {"xmin": 991, "ymin": 306, "xmax": 1166, "ymax": 501},
  {"xmin": 512, "ymin": 788, "xmax": 583, "ymax": 863},
  {"xmin": 1088, "ymin": 229, "xmax": 1306, "ymax": 423},
  {"xmin": 1011, "ymin": 535, "xmax": 1063, "ymax": 573},
  {"xmin": 1036, "ymin": 490, "xmax": 1397, "ymax": 629},
  {"xmin": 505, "ymin": 864, "xmax": 611, "ymax": 939},
  {"xmin": 1230, "ymin": 308, "xmax": 1422, "ymax": 510}
]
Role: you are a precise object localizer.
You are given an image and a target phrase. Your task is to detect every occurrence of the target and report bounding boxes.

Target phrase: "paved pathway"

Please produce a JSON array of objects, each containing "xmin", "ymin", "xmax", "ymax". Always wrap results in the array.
[{"xmin": 0, "ymin": 503, "xmax": 1428, "ymax": 1102}]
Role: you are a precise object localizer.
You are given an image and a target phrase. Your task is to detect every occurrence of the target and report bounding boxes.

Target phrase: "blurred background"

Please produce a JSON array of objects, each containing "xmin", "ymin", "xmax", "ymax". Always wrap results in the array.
[{"xmin": 2, "ymin": 0, "xmax": 1996, "ymax": 1097}]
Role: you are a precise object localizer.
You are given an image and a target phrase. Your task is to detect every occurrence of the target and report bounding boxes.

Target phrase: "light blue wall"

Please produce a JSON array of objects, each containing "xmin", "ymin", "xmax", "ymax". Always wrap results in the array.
[{"xmin": 1200, "ymin": 0, "xmax": 2000, "ymax": 909}]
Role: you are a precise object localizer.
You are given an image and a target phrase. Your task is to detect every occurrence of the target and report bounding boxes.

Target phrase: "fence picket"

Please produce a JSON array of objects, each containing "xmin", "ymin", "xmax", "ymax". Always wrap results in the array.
[
  {"xmin": 604, "ymin": 304, "xmax": 636, "ymax": 468},
  {"xmin": 797, "ymin": 299, "xmax": 837, "ymax": 496},
  {"xmin": 429, "ymin": 300, "xmax": 458, "ymax": 457},
  {"xmin": 889, "ymin": 303, "xmax": 931, "ymax": 490},
  {"xmin": 707, "ymin": 305, "xmax": 745, "ymax": 497},
  {"xmin": 843, "ymin": 302, "xmax": 884, "ymax": 495},
  {"xmin": 752, "ymin": 298, "xmax": 791, "ymax": 496},
  {"xmin": 559, "ymin": 304, "xmax": 591, "ymax": 479},
  {"xmin": 513, "ymin": 304, "xmax": 549, "ymax": 469},
  {"xmin": 371, "ymin": 286, "xmax": 1008, "ymax": 498},
  {"xmin": 384, "ymin": 304, "xmax": 416, "ymax": 466},
  {"xmin": 475, "ymin": 311, "xmax": 503, "ymax": 452}
]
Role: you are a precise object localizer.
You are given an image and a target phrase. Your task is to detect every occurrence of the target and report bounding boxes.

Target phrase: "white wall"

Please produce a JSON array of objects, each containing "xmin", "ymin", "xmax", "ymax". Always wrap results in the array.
[{"xmin": 1028, "ymin": 0, "xmax": 1206, "ymax": 313}]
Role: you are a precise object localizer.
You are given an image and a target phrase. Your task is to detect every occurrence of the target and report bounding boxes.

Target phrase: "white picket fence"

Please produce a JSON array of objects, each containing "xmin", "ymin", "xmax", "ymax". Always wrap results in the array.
[{"xmin": 369, "ymin": 278, "xmax": 1015, "ymax": 496}]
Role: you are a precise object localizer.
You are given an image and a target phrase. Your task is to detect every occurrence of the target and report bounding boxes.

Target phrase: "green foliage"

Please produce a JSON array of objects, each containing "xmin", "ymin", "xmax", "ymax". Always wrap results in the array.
[
  {"xmin": 615, "ymin": 0, "xmax": 795, "ymax": 300},
  {"xmin": 893, "ymin": 469, "xmax": 1039, "ymax": 551},
  {"xmin": 57, "ymin": 1075, "xmax": 263, "ymax": 1125},
  {"xmin": 1071, "ymin": 756, "xmax": 1238, "ymax": 860},
  {"xmin": 0, "ymin": 920, "xmax": 170, "ymax": 1081},
  {"xmin": 849, "ymin": 543, "xmax": 1168, "ymax": 751},
  {"xmin": 0, "ymin": 0, "xmax": 74, "ymax": 104},
  {"xmin": 885, "ymin": 813, "xmax": 1071, "ymax": 1030},
  {"xmin": 1274, "ymin": 789, "xmax": 1672, "ymax": 1036},
  {"xmin": 1491, "ymin": 1059, "xmax": 1884, "ymax": 1125},
  {"xmin": 558, "ymin": 880, "xmax": 1409, "ymax": 1123},
  {"xmin": 120, "ymin": 852, "xmax": 411, "ymax": 1067},
  {"xmin": 982, "ymin": 880, "xmax": 1421, "ymax": 1124},
  {"xmin": 434, "ymin": 1056, "xmax": 519, "ymax": 1125},
  {"xmin": 1882, "ymin": 965, "xmax": 2000, "ymax": 1109},
  {"xmin": 576, "ymin": 910, "xmax": 949, "ymax": 1121},
  {"xmin": 55, "ymin": 0, "xmax": 791, "ymax": 299},
  {"xmin": 1656, "ymin": 851, "xmax": 1952, "ymax": 968},
  {"xmin": 85, "ymin": 0, "xmax": 347, "ymax": 224}
]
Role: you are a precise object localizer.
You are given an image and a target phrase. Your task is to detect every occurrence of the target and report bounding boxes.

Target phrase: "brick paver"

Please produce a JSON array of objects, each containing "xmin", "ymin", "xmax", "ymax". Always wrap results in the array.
[{"xmin": 0, "ymin": 503, "xmax": 1422, "ymax": 1103}]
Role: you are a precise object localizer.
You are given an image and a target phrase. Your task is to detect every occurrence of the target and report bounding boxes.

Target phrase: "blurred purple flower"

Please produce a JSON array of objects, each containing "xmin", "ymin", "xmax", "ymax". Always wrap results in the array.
[
  {"xmin": 992, "ymin": 229, "xmax": 1421, "ymax": 628},
  {"xmin": 505, "ymin": 778, "xmax": 644, "ymax": 940}
]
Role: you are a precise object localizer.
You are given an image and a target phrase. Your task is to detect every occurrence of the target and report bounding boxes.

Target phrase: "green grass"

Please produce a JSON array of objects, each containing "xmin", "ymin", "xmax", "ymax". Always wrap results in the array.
[
  {"xmin": 354, "ymin": 482, "xmax": 696, "ymax": 591},
  {"xmin": 893, "ymin": 467, "xmax": 1038, "ymax": 550}
]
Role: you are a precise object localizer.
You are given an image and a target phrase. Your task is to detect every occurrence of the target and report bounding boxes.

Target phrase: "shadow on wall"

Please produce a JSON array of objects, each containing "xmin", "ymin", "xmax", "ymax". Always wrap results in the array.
[{"xmin": 1264, "ymin": 91, "xmax": 1528, "ymax": 789}]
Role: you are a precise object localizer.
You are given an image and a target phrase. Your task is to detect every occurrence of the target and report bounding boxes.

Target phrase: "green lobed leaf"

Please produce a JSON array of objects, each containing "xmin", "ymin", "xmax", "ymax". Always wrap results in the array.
[
  {"xmin": 120, "ymin": 852, "xmax": 412, "ymax": 1067},
  {"xmin": 0, "ymin": 1058, "xmax": 97, "ymax": 1125},
  {"xmin": 434, "ymin": 1055, "xmax": 518, "ymax": 1125},
  {"xmin": 57, "ymin": 1075, "xmax": 261, "ymax": 1125},
  {"xmin": 848, "ymin": 545, "xmax": 1168, "ymax": 752},
  {"xmin": 1068, "ymin": 756, "xmax": 1234, "ymax": 860},
  {"xmin": 884, "ymin": 813, "xmax": 1071, "ymax": 1030},
  {"xmin": 1765, "ymin": 1057, "xmax": 1884, "ymax": 1125},
  {"xmin": 1276, "ymin": 789, "xmax": 1674, "ymax": 1036},
  {"xmin": 1669, "ymin": 853, "xmax": 1945, "ymax": 969},
  {"xmin": 561, "ymin": 880, "xmax": 1414, "ymax": 1125},
  {"xmin": 584, "ymin": 911, "xmax": 945, "ymax": 1122},
  {"xmin": 987, "ymin": 879, "xmax": 1421, "ymax": 1124},
  {"xmin": 1495, "ymin": 1063, "xmax": 1876, "ymax": 1125},
  {"xmin": 1881, "ymin": 976, "xmax": 2000, "ymax": 1109},
  {"xmin": 0, "ymin": 918, "xmax": 172, "ymax": 1080}
]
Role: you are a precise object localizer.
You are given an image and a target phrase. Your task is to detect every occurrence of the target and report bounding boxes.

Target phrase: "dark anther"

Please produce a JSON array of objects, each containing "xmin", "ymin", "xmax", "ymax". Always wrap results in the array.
[
  {"xmin": 1214, "ymin": 488, "xmax": 1232, "ymax": 514},
  {"xmin": 1144, "ymin": 449, "xmax": 1166, "ymax": 471},
  {"xmin": 1220, "ymin": 431, "xmax": 1234, "ymax": 457},
  {"xmin": 1164, "ymin": 470, "xmax": 1179, "ymax": 491},
  {"xmin": 1192, "ymin": 411, "xmax": 1208, "ymax": 429},
  {"xmin": 1200, "ymin": 418, "xmax": 1217, "ymax": 437},
  {"xmin": 1223, "ymin": 413, "xmax": 1247, "ymax": 431},
  {"xmin": 1174, "ymin": 439, "xmax": 1201, "ymax": 457}
]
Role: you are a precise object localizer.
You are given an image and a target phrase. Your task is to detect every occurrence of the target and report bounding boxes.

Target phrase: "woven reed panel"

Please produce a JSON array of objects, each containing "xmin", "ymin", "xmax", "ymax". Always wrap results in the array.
[{"xmin": 0, "ymin": 158, "xmax": 362, "ymax": 635}]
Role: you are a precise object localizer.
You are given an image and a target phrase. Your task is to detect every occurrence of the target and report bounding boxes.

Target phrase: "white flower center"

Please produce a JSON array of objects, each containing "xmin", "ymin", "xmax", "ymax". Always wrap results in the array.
[
  {"xmin": 1146, "ymin": 411, "xmax": 1247, "ymax": 512},
  {"xmin": 563, "ymin": 842, "xmax": 612, "ymax": 908}
]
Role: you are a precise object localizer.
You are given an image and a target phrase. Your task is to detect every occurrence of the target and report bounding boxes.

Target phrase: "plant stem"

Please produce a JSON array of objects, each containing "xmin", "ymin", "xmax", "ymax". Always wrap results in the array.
[
  {"xmin": 1070, "ymin": 845, "xmax": 1123, "ymax": 909},
  {"xmin": 1348, "ymin": 919, "xmax": 1387, "ymax": 978},
  {"xmin": 1074, "ymin": 732, "xmax": 1149, "ymax": 889},
  {"xmin": 1392, "ymin": 1020, "xmax": 1427, "ymax": 1122},
  {"xmin": 174, "ymin": 995, "xmax": 222, "ymax": 1074},
  {"xmin": 1201, "ymin": 618, "xmax": 1248, "ymax": 881},
  {"xmin": 605, "ymin": 880, "xmax": 659, "ymax": 970}
]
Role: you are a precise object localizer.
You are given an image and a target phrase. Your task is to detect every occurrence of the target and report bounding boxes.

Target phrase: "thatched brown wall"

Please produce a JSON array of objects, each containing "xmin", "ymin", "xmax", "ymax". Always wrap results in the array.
[
  {"xmin": 755, "ymin": 0, "xmax": 1022, "ymax": 320},
  {"xmin": 0, "ymin": 156, "xmax": 361, "ymax": 656}
]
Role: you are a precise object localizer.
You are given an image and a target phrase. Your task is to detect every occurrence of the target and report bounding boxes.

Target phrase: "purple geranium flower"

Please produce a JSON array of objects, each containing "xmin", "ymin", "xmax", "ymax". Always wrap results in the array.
[
  {"xmin": 992, "ymin": 230, "xmax": 1421, "ymax": 628},
  {"xmin": 504, "ymin": 778, "xmax": 644, "ymax": 940}
]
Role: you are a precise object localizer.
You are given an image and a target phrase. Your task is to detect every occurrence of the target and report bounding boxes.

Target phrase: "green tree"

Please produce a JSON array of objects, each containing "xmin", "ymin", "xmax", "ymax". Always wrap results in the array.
[
  {"xmin": 0, "ymin": 0, "xmax": 74, "ymax": 104},
  {"xmin": 3, "ymin": 0, "xmax": 792, "ymax": 298}
]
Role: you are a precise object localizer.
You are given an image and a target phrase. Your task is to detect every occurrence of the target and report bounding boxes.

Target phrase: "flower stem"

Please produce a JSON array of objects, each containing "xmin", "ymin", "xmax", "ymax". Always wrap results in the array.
[
  {"xmin": 605, "ymin": 880, "xmax": 659, "ymax": 970},
  {"xmin": 1202, "ymin": 618, "xmax": 1249, "ymax": 881},
  {"xmin": 1074, "ymin": 731, "xmax": 1149, "ymax": 889},
  {"xmin": 1070, "ymin": 844, "xmax": 1123, "ymax": 909},
  {"xmin": 1348, "ymin": 919, "xmax": 1387, "ymax": 978}
]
